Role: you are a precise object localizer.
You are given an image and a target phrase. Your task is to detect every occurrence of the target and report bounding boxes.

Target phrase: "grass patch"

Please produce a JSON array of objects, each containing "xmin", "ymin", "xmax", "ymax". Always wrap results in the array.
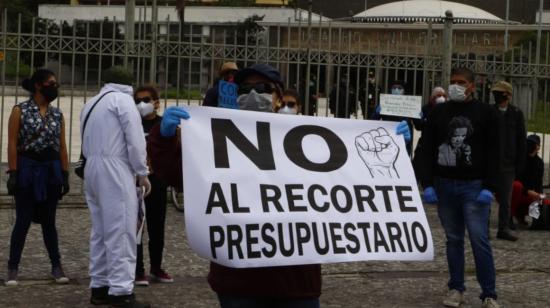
[
  {"xmin": 162, "ymin": 88, "xmax": 203, "ymax": 100},
  {"xmin": 527, "ymin": 102, "xmax": 550, "ymax": 134}
]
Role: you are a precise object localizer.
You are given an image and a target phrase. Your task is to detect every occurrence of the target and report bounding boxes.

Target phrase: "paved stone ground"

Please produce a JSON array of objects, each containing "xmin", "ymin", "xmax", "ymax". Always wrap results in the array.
[{"xmin": 0, "ymin": 202, "xmax": 549, "ymax": 308}]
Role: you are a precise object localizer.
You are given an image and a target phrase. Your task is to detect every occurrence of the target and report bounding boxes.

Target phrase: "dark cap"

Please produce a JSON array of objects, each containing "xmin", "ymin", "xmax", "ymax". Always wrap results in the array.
[
  {"xmin": 235, "ymin": 64, "xmax": 284, "ymax": 88},
  {"xmin": 527, "ymin": 134, "xmax": 541, "ymax": 145},
  {"xmin": 390, "ymin": 80, "xmax": 406, "ymax": 88}
]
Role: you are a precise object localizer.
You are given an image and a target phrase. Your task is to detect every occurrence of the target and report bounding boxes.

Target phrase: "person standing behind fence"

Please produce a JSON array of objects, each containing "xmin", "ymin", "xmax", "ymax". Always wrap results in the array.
[
  {"xmin": 82, "ymin": 66, "xmax": 151, "ymax": 308},
  {"xmin": 5, "ymin": 69, "xmax": 70, "ymax": 286},
  {"xmin": 372, "ymin": 80, "xmax": 414, "ymax": 155},
  {"xmin": 329, "ymin": 78, "xmax": 354, "ymax": 118},
  {"xmin": 491, "ymin": 81, "xmax": 526, "ymax": 241},
  {"xmin": 203, "ymin": 62, "xmax": 239, "ymax": 107},
  {"xmin": 133, "ymin": 85, "xmax": 173, "ymax": 287},
  {"xmin": 414, "ymin": 86, "xmax": 447, "ymax": 132},
  {"xmin": 413, "ymin": 67, "xmax": 501, "ymax": 308}
]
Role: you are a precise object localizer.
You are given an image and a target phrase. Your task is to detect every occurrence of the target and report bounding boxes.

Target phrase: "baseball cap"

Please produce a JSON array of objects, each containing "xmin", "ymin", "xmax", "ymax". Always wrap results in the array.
[
  {"xmin": 527, "ymin": 134, "xmax": 541, "ymax": 145},
  {"xmin": 491, "ymin": 81, "xmax": 513, "ymax": 94},
  {"xmin": 220, "ymin": 62, "xmax": 238, "ymax": 74},
  {"xmin": 235, "ymin": 64, "xmax": 284, "ymax": 87}
]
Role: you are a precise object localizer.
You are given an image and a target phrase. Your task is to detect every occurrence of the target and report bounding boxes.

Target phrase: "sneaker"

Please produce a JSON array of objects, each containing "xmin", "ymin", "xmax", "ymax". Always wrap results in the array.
[
  {"xmin": 482, "ymin": 298, "xmax": 500, "ymax": 308},
  {"xmin": 496, "ymin": 230, "xmax": 518, "ymax": 241},
  {"xmin": 443, "ymin": 289, "xmax": 464, "ymax": 307},
  {"xmin": 51, "ymin": 265, "xmax": 69, "ymax": 284},
  {"xmin": 5, "ymin": 269, "xmax": 18, "ymax": 286},
  {"xmin": 150, "ymin": 268, "xmax": 174, "ymax": 283},
  {"xmin": 109, "ymin": 293, "xmax": 151, "ymax": 308},
  {"xmin": 90, "ymin": 286, "xmax": 109, "ymax": 305},
  {"xmin": 135, "ymin": 274, "xmax": 149, "ymax": 287}
]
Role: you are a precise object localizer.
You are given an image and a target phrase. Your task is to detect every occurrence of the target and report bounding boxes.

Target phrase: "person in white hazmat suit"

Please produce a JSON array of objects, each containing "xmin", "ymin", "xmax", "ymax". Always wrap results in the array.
[{"xmin": 81, "ymin": 67, "xmax": 151, "ymax": 308}]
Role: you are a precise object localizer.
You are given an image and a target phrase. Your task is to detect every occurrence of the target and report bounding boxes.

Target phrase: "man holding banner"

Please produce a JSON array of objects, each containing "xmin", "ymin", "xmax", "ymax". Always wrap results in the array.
[
  {"xmin": 414, "ymin": 67, "xmax": 501, "ymax": 308},
  {"xmin": 148, "ymin": 64, "xmax": 420, "ymax": 308}
]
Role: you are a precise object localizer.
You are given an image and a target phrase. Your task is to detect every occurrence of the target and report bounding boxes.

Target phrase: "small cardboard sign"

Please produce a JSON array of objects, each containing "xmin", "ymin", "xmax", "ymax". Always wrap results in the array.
[
  {"xmin": 218, "ymin": 80, "xmax": 239, "ymax": 109},
  {"xmin": 380, "ymin": 94, "xmax": 422, "ymax": 119}
]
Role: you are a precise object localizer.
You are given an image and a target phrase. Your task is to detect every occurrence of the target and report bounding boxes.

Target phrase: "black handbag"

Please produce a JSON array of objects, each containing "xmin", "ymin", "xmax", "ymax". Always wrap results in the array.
[{"xmin": 75, "ymin": 91, "xmax": 114, "ymax": 179}]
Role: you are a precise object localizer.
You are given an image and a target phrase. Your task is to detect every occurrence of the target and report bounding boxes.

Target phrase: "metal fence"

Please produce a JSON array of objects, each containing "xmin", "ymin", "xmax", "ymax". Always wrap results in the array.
[{"xmin": 1, "ymin": 8, "xmax": 550, "ymax": 196}]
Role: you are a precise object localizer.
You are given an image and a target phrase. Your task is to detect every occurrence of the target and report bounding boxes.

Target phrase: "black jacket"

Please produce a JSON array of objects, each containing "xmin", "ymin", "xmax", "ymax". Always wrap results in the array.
[
  {"xmin": 517, "ymin": 154, "xmax": 544, "ymax": 194},
  {"xmin": 495, "ymin": 104, "xmax": 526, "ymax": 173}
]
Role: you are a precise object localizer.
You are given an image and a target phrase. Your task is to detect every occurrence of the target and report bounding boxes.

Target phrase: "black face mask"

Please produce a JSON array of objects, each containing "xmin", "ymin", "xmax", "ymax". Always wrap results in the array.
[
  {"xmin": 40, "ymin": 85, "xmax": 58, "ymax": 103},
  {"xmin": 492, "ymin": 91, "xmax": 507, "ymax": 105}
]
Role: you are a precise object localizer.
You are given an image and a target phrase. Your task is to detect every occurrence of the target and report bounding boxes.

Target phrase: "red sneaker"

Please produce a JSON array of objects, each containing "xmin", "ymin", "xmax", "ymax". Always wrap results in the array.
[
  {"xmin": 150, "ymin": 269, "xmax": 173, "ymax": 283},
  {"xmin": 135, "ymin": 274, "xmax": 149, "ymax": 286}
]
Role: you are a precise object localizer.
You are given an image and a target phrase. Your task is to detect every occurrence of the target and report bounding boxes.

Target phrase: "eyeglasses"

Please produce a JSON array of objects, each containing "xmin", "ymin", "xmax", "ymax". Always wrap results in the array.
[
  {"xmin": 281, "ymin": 100, "xmax": 297, "ymax": 108},
  {"xmin": 238, "ymin": 83, "xmax": 275, "ymax": 95},
  {"xmin": 135, "ymin": 96, "xmax": 152, "ymax": 104}
]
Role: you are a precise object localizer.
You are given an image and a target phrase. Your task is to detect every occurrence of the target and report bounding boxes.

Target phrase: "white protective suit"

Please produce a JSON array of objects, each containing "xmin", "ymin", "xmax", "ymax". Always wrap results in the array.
[{"xmin": 81, "ymin": 83, "xmax": 148, "ymax": 296}]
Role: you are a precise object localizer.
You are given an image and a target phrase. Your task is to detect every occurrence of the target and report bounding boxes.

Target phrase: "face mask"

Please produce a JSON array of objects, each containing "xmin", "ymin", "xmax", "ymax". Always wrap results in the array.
[
  {"xmin": 391, "ymin": 88, "xmax": 404, "ymax": 95},
  {"xmin": 435, "ymin": 96, "xmax": 446, "ymax": 104},
  {"xmin": 492, "ymin": 91, "xmax": 508, "ymax": 105},
  {"xmin": 40, "ymin": 85, "xmax": 58, "ymax": 103},
  {"xmin": 278, "ymin": 106, "xmax": 298, "ymax": 115},
  {"xmin": 448, "ymin": 84, "xmax": 467, "ymax": 102},
  {"xmin": 136, "ymin": 101, "xmax": 155, "ymax": 117},
  {"xmin": 237, "ymin": 89, "xmax": 273, "ymax": 112}
]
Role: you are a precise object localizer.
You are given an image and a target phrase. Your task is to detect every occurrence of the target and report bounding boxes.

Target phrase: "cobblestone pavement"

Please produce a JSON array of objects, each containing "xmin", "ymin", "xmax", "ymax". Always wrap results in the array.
[{"xmin": 0, "ymin": 203, "xmax": 549, "ymax": 308}]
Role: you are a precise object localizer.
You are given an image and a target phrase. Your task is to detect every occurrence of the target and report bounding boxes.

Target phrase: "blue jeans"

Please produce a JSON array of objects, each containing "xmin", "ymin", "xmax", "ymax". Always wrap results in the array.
[
  {"xmin": 434, "ymin": 178, "xmax": 497, "ymax": 300},
  {"xmin": 218, "ymin": 295, "xmax": 320, "ymax": 308}
]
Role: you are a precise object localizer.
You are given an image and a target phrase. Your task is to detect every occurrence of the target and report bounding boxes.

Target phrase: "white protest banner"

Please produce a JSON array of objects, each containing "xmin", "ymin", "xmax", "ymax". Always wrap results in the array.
[
  {"xmin": 181, "ymin": 106, "xmax": 433, "ymax": 268},
  {"xmin": 380, "ymin": 94, "xmax": 422, "ymax": 119}
]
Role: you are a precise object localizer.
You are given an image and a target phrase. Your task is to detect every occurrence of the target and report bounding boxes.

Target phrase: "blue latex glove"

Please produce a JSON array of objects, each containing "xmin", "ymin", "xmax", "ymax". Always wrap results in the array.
[
  {"xmin": 375, "ymin": 104, "xmax": 381, "ymax": 114},
  {"xmin": 476, "ymin": 189, "xmax": 494, "ymax": 205},
  {"xmin": 395, "ymin": 120, "xmax": 411, "ymax": 143},
  {"xmin": 423, "ymin": 187, "xmax": 438, "ymax": 204},
  {"xmin": 160, "ymin": 106, "xmax": 190, "ymax": 137}
]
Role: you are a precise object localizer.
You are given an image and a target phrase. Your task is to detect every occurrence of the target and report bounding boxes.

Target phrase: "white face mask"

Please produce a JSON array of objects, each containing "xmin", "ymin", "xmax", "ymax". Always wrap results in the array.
[
  {"xmin": 448, "ymin": 84, "xmax": 467, "ymax": 102},
  {"xmin": 278, "ymin": 106, "xmax": 298, "ymax": 115},
  {"xmin": 136, "ymin": 101, "xmax": 155, "ymax": 117},
  {"xmin": 237, "ymin": 89, "xmax": 273, "ymax": 112},
  {"xmin": 435, "ymin": 96, "xmax": 446, "ymax": 104},
  {"xmin": 391, "ymin": 88, "xmax": 404, "ymax": 95}
]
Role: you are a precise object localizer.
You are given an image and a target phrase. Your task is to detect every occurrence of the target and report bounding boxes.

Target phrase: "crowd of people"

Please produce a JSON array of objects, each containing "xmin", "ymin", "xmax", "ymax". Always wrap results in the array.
[{"xmin": 4, "ymin": 63, "xmax": 548, "ymax": 308}]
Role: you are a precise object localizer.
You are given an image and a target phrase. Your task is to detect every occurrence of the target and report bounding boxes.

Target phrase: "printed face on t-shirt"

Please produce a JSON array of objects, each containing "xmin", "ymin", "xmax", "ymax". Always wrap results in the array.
[{"xmin": 451, "ymin": 127, "xmax": 468, "ymax": 148}]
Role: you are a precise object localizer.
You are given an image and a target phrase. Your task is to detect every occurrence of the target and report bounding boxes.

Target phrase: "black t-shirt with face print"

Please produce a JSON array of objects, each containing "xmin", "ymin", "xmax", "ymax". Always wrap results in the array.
[{"xmin": 413, "ymin": 98, "xmax": 501, "ymax": 191}]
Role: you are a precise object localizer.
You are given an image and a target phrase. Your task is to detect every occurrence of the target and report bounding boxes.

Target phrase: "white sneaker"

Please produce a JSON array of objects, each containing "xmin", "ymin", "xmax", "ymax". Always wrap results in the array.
[
  {"xmin": 5, "ymin": 269, "xmax": 18, "ymax": 286},
  {"xmin": 482, "ymin": 298, "xmax": 500, "ymax": 308},
  {"xmin": 443, "ymin": 289, "xmax": 464, "ymax": 307}
]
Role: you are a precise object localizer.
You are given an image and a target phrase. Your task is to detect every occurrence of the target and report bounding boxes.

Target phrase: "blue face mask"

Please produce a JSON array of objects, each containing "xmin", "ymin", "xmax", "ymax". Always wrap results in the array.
[{"xmin": 391, "ymin": 87, "xmax": 404, "ymax": 95}]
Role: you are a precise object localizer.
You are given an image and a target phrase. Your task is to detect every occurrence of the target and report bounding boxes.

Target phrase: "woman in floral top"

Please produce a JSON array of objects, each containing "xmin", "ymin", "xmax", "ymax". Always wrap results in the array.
[{"xmin": 5, "ymin": 69, "xmax": 70, "ymax": 286}]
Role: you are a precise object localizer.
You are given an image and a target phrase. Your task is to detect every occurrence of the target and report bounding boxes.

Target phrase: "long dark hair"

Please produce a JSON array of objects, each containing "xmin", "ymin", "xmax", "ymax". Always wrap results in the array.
[{"xmin": 21, "ymin": 69, "xmax": 56, "ymax": 93}]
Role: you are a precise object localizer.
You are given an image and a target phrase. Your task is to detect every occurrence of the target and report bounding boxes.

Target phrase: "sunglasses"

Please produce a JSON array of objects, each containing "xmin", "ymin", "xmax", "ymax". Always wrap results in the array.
[
  {"xmin": 281, "ymin": 100, "xmax": 297, "ymax": 108},
  {"xmin": 238, "ymin": 83, "xmax": 275, "ymax": 96},
  {"xmin": 135, "ymin": 96, "xmax": 152, "ymax": 104}
]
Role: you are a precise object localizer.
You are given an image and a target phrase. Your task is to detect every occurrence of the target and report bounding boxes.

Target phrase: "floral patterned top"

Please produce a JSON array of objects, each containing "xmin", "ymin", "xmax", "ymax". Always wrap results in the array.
[{"xmin": 17, "ymin": 99, "xmax": 63, "ymax": 154}]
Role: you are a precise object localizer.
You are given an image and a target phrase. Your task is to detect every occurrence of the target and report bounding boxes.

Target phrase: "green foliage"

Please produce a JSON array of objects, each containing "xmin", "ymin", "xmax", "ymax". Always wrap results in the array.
[
  {"xmin": 163, "ymin": 88, "xmax": 202, "ymax": 100},
  {"xmin": 527, "ymin": 101, "xmax": 550, "ymax": 134},
  {"xmin": 236, "ymin": 14, "xmax": 266, "ymax": 45},
  {"xmin": 505, "ymin": 31, "xmax": 549, "ymax": 64},
  {"xmin": 102, "ymin": 66, "xmax": 134, "ymax": 85},
  {"xmin": 3, "ymin": 52, "xmax": 32, "ymax": 78}
]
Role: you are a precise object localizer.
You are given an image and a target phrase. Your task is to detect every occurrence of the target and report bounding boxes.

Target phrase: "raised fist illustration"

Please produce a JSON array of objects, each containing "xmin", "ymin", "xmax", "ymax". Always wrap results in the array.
[{"xmin": 355, "ymin": 127, "xmax": 400, "ymax": 178}]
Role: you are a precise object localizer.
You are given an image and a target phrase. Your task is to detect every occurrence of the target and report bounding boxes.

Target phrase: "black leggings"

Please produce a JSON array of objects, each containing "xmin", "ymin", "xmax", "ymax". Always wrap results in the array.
[
  {"xmin": 8, "ymin": 184, "xmax": 61, "ymax": 270},
  {"xmin": 136, "ymin": 174, "xmax": 168, "ymax": 274}
]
